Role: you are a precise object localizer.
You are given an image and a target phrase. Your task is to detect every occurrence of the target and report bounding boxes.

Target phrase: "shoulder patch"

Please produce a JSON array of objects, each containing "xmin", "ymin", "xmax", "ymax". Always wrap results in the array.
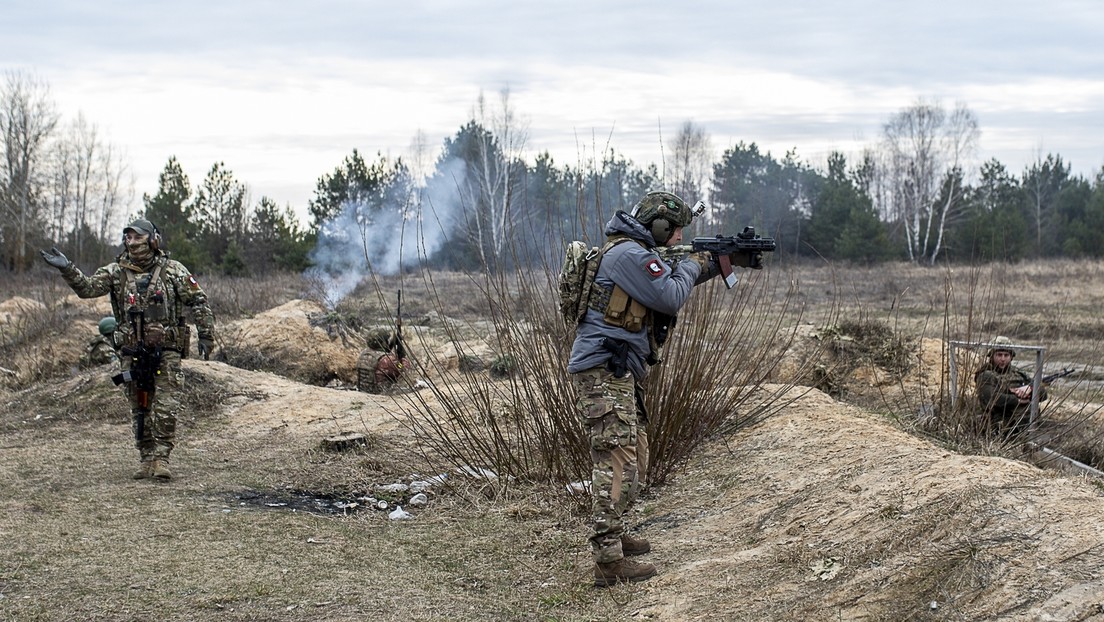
[
  {"xmin": 644, "ymin": 258, "xmax": 667, "ymax": 279},
  {"xmin": 187, "ymin": 275, "xmax": 201, "ymax": 290}
]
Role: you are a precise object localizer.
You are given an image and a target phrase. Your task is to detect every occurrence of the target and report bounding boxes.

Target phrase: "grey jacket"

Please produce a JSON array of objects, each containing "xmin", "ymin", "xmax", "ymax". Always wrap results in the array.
[{"xmin": 567, "ymin": 211, "xmax": 702, "ymax": 380}]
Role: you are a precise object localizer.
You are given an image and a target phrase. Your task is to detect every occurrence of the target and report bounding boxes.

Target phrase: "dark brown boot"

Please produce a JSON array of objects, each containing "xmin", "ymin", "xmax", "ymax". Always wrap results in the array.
[
  {"xmin": 151, "ymin": 459, "xmax": 172, "ymax": 480},
  {"xmin": 621, "ymin": 534, "xmax": 651, "ymax": 556},
  {"xmin": 593, "ymin": 558, "xmax": 657, "ymax": 587}
]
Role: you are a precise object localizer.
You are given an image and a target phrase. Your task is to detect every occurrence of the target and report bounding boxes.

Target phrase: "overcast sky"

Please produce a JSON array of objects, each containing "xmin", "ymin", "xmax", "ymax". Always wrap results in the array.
[{"xmin": 4, "ymin": 0, "xmax": 1104, "ymax": 220}]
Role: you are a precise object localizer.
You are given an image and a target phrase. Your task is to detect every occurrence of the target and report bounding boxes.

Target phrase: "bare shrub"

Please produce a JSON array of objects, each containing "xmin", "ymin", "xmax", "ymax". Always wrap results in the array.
[{"xmin": 380, "ymin": 245, "xmax": 819, "ymax": 497}]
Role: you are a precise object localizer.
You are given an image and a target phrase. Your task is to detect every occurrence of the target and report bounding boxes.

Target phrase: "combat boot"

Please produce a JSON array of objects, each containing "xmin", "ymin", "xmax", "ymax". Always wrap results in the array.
[
  {"xmin": 151, "ymin": 459, "xmax": 172, "ymax": 480},
  {"xmin": 593, "ymin": 558, "xmax": 657, "ymax": 587},
  {"xmin": 621, "ymin": 533, "xmax": 651, "ymax": 556},
  {"xmin": 132, "ymin": 461, "xmax": 153, "ymax": 480}
]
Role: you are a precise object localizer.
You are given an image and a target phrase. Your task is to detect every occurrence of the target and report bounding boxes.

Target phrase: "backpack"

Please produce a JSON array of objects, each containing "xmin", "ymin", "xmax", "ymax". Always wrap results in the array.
[{"xmin": 557, "ymin": 238, "xmax": 629, "ymax": 326}]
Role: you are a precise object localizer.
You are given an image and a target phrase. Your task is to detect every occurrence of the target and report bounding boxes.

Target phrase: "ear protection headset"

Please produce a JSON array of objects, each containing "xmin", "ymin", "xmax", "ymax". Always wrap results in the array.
[
  {"xmin": 122, "ymin": 220, "xmax": 163, "ymax": 251},
  {"xmin": 149, "ymin": 222, "xmax": 162, "ymax": 251},
  {"xmin": 648, "ymin": 214, "xmax": 673, "ymax": 245}
]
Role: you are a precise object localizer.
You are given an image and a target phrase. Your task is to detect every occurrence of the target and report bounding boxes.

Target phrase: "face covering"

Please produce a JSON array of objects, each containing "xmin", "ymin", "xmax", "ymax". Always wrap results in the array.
[{"xmin": 127, "ymin": 240, "xmax": 153, "ymax": 266}]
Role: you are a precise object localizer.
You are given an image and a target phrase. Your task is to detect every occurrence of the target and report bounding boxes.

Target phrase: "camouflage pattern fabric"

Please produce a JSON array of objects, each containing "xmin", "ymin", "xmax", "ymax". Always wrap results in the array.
[
  {"xmin": 572, "ymin": 367, "xmax": 650, "ymax": 564},
  {"xmin": 80, "ymin": 335, "xmax": 118, "ymax": 368},
  {"xmin": 56, "ymin": 250, "xmax": 213, "ymax": 464},
  {"xmin": 125, "ymin": 350, "xmax": 183, "ymax": 460},
  {"xmin": 59, "ymin": 254, "xmax": 215, "ymax": 347},
  {"xmin": 975, "ymin": 363, "xmax": 1047, "ymax": 435}
]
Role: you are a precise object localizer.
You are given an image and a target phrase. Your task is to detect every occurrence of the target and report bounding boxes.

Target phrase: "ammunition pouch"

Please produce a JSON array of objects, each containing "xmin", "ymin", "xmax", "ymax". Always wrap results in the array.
[
  {"xmin": 590, "ymin": 284, "xmax": 647, "ymax": 332},
  {"xmin": 177, "ymin": 322, "xmax": 191, "ymax": 359},
  {"xmin": 122, "ymin": 322, "xmax": 185, "ymax": 352},
  {"xmin": 144, "ymin": 323, "xmax": 165, "ymax": 347}
]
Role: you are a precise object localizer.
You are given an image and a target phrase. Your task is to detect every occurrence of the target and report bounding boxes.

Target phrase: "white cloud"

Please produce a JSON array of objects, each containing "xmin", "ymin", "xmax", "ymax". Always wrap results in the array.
[{"xmin": 3, "ymin": 0, "xmax": 1103, "ymax": 221}]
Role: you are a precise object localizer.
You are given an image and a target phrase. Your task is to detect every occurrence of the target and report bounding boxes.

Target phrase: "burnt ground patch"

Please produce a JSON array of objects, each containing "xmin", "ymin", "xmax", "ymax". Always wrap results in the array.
[{"xmin": 224, "ymin": 484, "xmax": 432, "ymax": 516}]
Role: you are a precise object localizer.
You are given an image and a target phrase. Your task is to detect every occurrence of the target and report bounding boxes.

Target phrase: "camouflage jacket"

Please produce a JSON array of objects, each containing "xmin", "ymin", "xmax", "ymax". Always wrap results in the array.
[
  {"xmin": 59, "ymin": 252, "xmax": 215, "ymax": 353},
  {"xmin": 975, "ymin": 364, "xmax": 1048, "ymax": 414},
  {"xmin": 80, "ymin": 335, "xmax": 119, "ymax": 368}
]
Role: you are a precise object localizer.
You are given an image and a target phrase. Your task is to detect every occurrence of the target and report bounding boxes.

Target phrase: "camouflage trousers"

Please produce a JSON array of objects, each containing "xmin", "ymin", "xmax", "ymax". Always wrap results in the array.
[
  {"xmin": 572, "ymin": 367, "xmax": 650, "ymax": 564},
  {"xmin": 122, "ymin": 350, "xmax": 183, "ymax": 461}
]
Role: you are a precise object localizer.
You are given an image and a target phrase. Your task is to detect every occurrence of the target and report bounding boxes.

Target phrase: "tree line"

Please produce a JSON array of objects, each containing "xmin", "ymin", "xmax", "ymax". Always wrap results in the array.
[{"xmin": 4, "ymin": 73, "xmax": 1103, "ymax": 276}]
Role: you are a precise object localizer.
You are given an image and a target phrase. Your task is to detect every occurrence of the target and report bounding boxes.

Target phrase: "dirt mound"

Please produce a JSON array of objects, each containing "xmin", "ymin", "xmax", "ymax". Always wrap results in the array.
[
  {"xmin": 180, "ymin": 358, "xmax": 404, "ymax": 438},
  {"xmin": 221, "ymin": 299, "xmax": 366, "ymax": 384},
  {"xmin": 634, "ymin": 385, "xmax": 1104, "ymax": 620},
  {"xmin": 58, "ymin": 293, "xmax": 112, "ymax": 316},
  {"xmin": 774, "ymin": 323, "xmax": 948, "ymax": 413}
]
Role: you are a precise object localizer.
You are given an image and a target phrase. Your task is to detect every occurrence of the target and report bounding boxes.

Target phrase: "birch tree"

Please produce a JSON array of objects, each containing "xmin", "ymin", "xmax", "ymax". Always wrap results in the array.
[
  {"xmin": 468, "ymin": 88, "xmax": 528, "ymax": 272},
  {"xmin": 49, "ymin": 114, "xmax": 131, "ymax": 266},
  {"xmin": 0, "ymin": 71, "xmax": 59, "ymax": 271},
  {"xmin": 665, "ymin": 120, "xmax": 713, "ymax": 205},
  {"xmin": 877, "ymin": 100, "xmax": 979, "ymax": 264}
]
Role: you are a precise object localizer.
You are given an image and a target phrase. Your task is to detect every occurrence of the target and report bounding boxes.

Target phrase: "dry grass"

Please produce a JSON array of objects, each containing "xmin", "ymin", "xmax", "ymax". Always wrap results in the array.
[
  {"xmin": 0, "ymin": 393, "xmax": 626, "ymax": 621},
  {"xmin": 5, "ymin": 258, "xmax": 1104, "ymax": 620}
]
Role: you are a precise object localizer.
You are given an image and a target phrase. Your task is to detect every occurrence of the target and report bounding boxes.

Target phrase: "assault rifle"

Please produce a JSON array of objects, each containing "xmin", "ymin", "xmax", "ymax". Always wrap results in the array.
[
  {"xmin": 111, "ymin": 307, "xmax": 162, "ymax": 441},
  {"xmin": 1020, "ymin": 368, "xmax": 1076, "ymax": 387},
  {"xmin": 663, "ymin": 227, "xmax": 777, "ymax": 288}
]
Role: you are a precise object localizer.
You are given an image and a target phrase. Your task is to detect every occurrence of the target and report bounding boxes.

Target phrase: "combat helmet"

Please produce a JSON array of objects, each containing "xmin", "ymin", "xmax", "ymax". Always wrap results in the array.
[
  {"xmin": 98, "ymin": 316, "xmax": 118, "ymax": 336},
  {"xmin": 988, "ymin": 335, "xmax": 1015, "ymax": 359},
  {"xmin": 630, "ymin": 191, "xmax": 694, "ymax": 245}
]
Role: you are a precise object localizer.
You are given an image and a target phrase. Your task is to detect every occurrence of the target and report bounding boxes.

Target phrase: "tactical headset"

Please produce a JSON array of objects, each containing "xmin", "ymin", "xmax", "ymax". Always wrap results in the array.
[
  {"xmin": 648, "ymin": 217, "xmax": 673, "ymax": 245},
  {"xmin": 123, "ymin": 219, "xmax": 162, "ymax": 251}
]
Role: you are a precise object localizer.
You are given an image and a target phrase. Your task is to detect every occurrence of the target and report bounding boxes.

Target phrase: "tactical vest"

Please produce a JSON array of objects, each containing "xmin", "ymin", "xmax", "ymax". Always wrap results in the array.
[{"xmin": 113, "ymin": 260, "xmax": 188, "ymax": 353}]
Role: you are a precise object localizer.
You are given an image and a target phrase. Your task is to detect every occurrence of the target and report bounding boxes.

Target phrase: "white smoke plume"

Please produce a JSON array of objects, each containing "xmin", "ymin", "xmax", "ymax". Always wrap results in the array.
[{"xmin": 306, "ymin": 157, "xmax": 467, "ymax": 307}]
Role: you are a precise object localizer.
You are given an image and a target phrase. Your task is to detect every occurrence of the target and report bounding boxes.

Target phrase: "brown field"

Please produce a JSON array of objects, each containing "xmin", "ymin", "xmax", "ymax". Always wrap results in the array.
[{"xmin": 2, "ymin": 258, "xmax": 1104, "ymax": 621}]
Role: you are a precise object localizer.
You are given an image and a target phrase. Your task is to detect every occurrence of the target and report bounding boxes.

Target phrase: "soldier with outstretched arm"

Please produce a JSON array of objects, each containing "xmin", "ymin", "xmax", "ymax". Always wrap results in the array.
[{"xmin": 41, "ymin": 219, "xmax": 215, "ymax": 480}]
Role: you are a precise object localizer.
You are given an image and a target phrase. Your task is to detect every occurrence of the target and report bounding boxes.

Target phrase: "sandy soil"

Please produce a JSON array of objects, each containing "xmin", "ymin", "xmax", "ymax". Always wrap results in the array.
[{"xmin": 5, "ymin": 295, "xmax": 1104, "ymax": 621}]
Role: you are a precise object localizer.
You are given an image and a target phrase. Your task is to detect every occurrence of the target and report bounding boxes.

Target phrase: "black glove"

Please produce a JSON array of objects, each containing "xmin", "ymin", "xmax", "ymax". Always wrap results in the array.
[
  {"xmin": 40, "ymin": 247, "xmax": 71, "ymax": 269},
  {"xmin": 198, "ymin": 336, "xmax": 215, "ymax": 360}
]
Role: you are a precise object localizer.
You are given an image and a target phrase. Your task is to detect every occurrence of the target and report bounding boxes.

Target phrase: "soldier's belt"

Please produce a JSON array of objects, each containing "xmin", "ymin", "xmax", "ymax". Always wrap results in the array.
[{"xmin": 123, "ymin": 324, "xmax": 183, "ymax": 349}]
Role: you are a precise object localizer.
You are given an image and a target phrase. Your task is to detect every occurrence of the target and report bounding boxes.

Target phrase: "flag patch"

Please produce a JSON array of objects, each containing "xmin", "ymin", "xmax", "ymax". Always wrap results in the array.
[
  {"xmin": 645, "ymin": 259, "xmax": 666, "ymax": 278},
  {"xmin": 187, "ymin": 275, "xmax": 200, "ymax": 289}
]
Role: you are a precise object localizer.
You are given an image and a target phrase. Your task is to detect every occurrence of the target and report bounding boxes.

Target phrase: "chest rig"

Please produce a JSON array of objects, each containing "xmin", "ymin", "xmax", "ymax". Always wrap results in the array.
[
  {"xmin": 115, "ymin": 261, "xmax": 173, "ymax": 349},
  {"xmin": 585, "ymin": 237, "xmax": 650, "ymax": 333},
  {"xmin": 586, "ymin": 238, "xmax": 677, "ymax": 366}
]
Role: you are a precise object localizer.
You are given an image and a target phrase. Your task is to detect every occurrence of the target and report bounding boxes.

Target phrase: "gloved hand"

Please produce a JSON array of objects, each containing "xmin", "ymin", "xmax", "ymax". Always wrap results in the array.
[
  {"xmin": 687, "ymin": 252, "xmax": 712, "ymax": 271},
  {"xmin": 730, "ymin": 251, "xmax": 763, "ymax": 269},
  {"xmin": 40, "ymin": 247, "xmax": 71, "ymax": 270},
  {"xmin": 197, "ymin": 335, "xmax": 215, "ymax": 361}
]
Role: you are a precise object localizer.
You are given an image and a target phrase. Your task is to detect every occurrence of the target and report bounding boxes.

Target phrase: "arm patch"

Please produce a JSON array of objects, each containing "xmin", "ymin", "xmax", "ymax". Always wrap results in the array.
[
  {"xmin": 187, "ymin": 275, "xmax": 201, "ymax": 290},
  {"xmin": 644, "ymin": 258, "xmax": 667, "ymax": 279}
]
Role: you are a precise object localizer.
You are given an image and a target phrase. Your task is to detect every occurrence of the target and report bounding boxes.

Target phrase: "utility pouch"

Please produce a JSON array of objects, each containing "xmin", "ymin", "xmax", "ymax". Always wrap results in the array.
[
  {"xmin": 603, "ymin": 285, "xmax": 646, "ymax": 332},
  {"xmin": 144, "ymin": 323, "xmax": 165, "ymax": 347},
  {"xmin": 178, "ymin": 320, "xmax": 191, "ymax": 359}
]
